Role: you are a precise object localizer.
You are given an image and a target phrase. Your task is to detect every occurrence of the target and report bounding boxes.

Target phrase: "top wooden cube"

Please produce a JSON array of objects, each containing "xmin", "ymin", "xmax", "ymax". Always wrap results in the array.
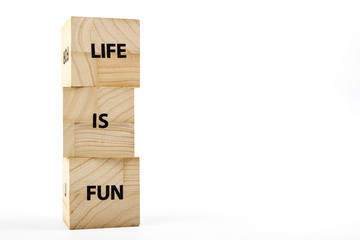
[{"xmin": 61, "ymin": 17, "xmax": 140, "ymax": 87}]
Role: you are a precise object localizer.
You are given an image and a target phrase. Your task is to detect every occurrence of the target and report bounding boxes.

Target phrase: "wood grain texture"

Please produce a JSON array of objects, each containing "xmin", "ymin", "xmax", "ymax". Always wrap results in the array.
[
  {"xmin": 64, "ymin": 122, "xmax": 134, "ymax": 158},
  {"xmin": 61, "ymin": 18, "xmax": 72, "ymax": 87},
  {"xmin": 63, "ymin": 87, "xmax": 134, "ymax": 158},
  {"xmin": 63, "ymin": 158, "xmax": 70, "ymax": 226},
  {"xmin": 61, "ymin": 17, "xmax": 140, "ymax": 87},
  {"xmin": 63, "ymin": 87, "xmax": 134, "ymax": 122},
  {"xmin": 63, "ymin": 157, "xmax": 140, "ymax": 229}
]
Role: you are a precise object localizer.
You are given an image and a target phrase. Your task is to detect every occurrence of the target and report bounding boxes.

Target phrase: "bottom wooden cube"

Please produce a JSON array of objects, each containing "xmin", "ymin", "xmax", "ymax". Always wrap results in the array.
[{"xmin": 63, "ymin": 157, "xmax": 140, "ymax": 229}]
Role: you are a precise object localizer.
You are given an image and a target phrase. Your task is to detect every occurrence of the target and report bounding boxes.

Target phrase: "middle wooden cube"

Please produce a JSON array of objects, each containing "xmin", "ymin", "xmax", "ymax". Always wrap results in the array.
[{"xmin": 63, "ymin": 87, "xmax": 134, "ymax": 158}]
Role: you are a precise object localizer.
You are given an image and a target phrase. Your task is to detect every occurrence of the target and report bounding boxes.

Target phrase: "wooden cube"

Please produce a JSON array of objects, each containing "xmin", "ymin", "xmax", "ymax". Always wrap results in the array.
[
  {"xmin": 63, "ymin": 157, "xmax": 140, "ymax": 229},
  {"xmin": 61, "ymin": 17, "xmax": 140, "ymax": 87},
  {"xmin": 63, "ymin": 87, "xmax": 134, "ymax": 158}
]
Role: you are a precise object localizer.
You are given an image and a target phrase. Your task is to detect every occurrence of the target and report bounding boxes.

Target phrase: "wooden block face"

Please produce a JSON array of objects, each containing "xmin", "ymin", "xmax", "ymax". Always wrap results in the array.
[
  {"xmin": 64, "ymin": 122, "xmax": 134, "ymax": 158},
  {"xmin": 63, "ymin": 87, "xmax": 134, "ymax": 122},
  {"xmin": 63, "ymin": 87, "xmax": 134, "ymax": 158},
  {"xmin": 61, "ymin": 17, "xmax": 140, "ymax": 87},
  {"xmin": 63, "ymin": 157, "xmax": 140, "ymax": 229}
]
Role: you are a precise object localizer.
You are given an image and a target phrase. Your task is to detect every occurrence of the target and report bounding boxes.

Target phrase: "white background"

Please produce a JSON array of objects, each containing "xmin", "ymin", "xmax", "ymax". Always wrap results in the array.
[{"xmin": 0, "ymin": 0, "xmax": 360, "ymax": 239}]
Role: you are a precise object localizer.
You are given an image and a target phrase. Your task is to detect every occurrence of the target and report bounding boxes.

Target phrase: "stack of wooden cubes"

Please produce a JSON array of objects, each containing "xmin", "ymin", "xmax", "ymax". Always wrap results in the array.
[{"xmin": 61, "ymin": 16, "xmax": 140, "ymax": 230}]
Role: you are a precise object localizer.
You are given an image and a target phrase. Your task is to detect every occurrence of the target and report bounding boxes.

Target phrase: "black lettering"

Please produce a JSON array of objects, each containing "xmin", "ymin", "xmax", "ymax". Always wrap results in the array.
[
  {"xmin": 107, "ymin": 43, "xmax": 116, "ymax": 58},
  {"xmin": 63, "ymin": 47, "xmax": 69, "ymax": 64},
  {"xmin": 99, "ymin": 113, "xmax": 108, "ymax": 128},
  {"xmin": 90, "ymin": 43, "xmax": 127, "ymax": 58},
  {"xmin": 87, "ymin": 186, "xmax": 96, "ymax": 200},
  {"xmin": 93, "ymin": 113, "xmax": 97, "ymax": 128},
  {"xmin": 97, "ymin": 185, "xmax": 110, "ymax": 200},
  {"xmin": 111, "ymin": 185, "xmax": 123, "ymax": 200},
  {"xmin": 117, "ymin": 44, "xmax": 126, "ymax": 58},
  {"xmin": 91, "ymin": 44, "xmax": 101, "ymax": 58},
  {"xmin": 101, "ymin": 44, "xmax": 106, "ymax": 58}
]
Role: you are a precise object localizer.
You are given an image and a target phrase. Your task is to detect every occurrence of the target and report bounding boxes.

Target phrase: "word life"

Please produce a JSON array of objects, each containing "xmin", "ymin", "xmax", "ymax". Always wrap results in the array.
[{"xmin": 91, "ymin": 43, "xmax": 126, "ymax": 58}]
